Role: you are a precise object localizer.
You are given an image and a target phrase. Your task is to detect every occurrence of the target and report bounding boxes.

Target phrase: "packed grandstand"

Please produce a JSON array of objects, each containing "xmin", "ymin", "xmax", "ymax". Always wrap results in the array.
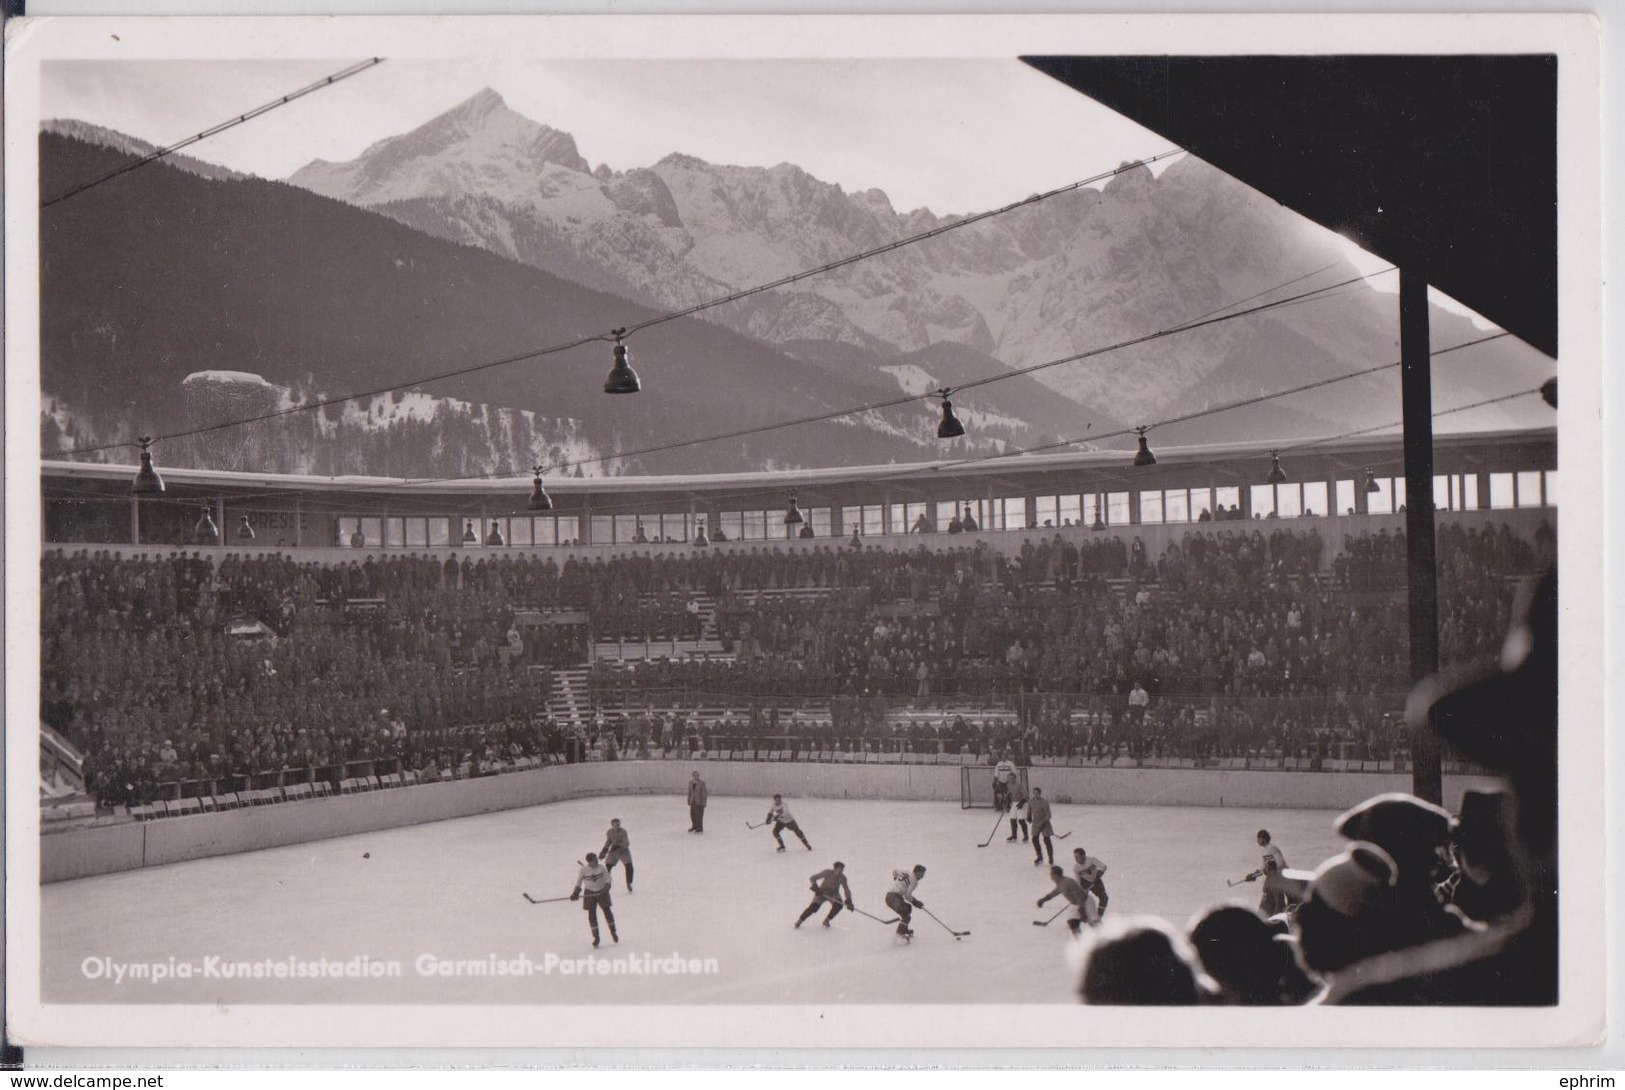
[{"xmin": 40, "ymin": 518, "xmax": 1551, "ymax": 813}]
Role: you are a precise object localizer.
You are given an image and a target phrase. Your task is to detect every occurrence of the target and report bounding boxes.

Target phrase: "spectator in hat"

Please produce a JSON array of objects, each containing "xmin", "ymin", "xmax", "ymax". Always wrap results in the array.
[
  {"xmin": 1188, "ymin": 904, "xmax": 1317, "ymax": 1006},
  {"xmin": 1437, "ymin": 789, "xmax": 1522, "ymax": 923},
  {"xmin": 1334, "ymin": 793, "xmax": 1464, "ymax": 946},
  {"xmin": 1079, "ymin": 916, "xmax": 1211, "ymax": 1005}
]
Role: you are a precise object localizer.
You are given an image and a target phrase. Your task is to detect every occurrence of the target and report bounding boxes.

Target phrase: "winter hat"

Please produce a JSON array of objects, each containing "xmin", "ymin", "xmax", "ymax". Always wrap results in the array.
[
  {"xmin": 1307, "ymin": 842, "xmax": 1398, "ymax": 918},
  {"xmin": 1334, "ymin": 793, "xmax": 1450, "ymax": 882}
]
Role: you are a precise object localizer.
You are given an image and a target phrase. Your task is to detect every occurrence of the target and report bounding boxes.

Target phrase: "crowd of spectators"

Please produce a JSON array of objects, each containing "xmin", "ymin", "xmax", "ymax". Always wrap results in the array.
[{"xmin": 39, "ymin": 518, "xmax": 1550, "ymax": 808}]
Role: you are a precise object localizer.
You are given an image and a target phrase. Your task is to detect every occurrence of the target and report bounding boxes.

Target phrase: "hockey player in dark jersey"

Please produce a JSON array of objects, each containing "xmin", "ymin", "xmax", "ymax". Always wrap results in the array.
[
  {"xmin": 1028, "ymin": 787, "xmax": 1056, "ymax": 865},
  {"xmin": 765, "ymin": 794, "xmax": 813, "ymax": 851},
  {"xmin": 570, "ymin": 852, "xmax": 619, "ymax": 947},
  {"xmin": 884, "ymin": 864, "xmax": 927, "ymax": 938},
  {"xmin": 795, "ymin": 861, "xmax": 855, "ymax": 928},
  {"xmin": 599, "ymin": 818, "xmax": 634, "ymax": 892},
  {"xmin": 1037, "ymin": 865, "xmax": 1094, "ymax": 933}
]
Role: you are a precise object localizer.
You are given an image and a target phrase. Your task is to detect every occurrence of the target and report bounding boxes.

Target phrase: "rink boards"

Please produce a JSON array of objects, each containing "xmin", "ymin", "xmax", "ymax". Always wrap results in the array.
[{"xmin": 41, "ymin": 761, "xmax": 1503, "ymax": 883}]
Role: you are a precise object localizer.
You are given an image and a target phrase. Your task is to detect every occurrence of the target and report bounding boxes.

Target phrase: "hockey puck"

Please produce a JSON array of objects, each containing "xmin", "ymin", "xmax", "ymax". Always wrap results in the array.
[{"xmin": 363, "ymin": 852, "xmax": 370, "ymax": 859}]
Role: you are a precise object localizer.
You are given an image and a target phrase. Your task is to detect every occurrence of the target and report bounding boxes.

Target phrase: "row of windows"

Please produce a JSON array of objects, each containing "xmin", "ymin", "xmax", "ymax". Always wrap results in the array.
[{"xmin": 329, "ymin": 472, "xmax": 1554, "ymax": 548}]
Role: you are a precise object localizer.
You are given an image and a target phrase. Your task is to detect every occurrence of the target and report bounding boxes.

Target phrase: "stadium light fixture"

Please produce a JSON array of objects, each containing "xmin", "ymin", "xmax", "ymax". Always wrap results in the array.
[
  {"xmin": 528, "ymin": 466, "xmax": 554, "ymax": 511},
  {"xmin": 1364, "ymin": 468, "xmax": 1382, "ymax": 494},
  {"xmin": 194, "ymin": 507, "xmax": 220, "ymax": 545},
  {"xmin": 1132, "ymin": 427, "xmax": 1157, "ymax": 467},
  {"xmin": 603, "ymin": 328, "xmax": 641, "ymax": 395},
  {"xmin": 1267, "ymin": 451, "xmax": 1288, "ymax": 484},
  {"xmin": 935, "ymin": 388, "xmax": 966, "ymax": 439},
  {"xmin": 236, "ymin": 515, "xmax": 256, "ymax": 541},
  {"xmin": 462, "ymin": 519, "xmax": 478, "ymax": 545},
  {"xmin": 131, "ymin": 436, "xmax": 165, "ymax": 495},
  {"xmin": 784, "ymin": 491, "xmax": 805, "ymax": 526}
]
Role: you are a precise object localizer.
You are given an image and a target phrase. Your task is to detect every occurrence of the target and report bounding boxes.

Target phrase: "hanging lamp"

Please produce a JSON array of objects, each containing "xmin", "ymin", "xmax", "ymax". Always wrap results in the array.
[
  {"xmin": 1132, "ymin": 427, "xmax": 1157, "ymax": 467},
  {"xmin": 935, "ymin": 388, "xmax": 966, "ymax": 439},
  {"xmin": 603, "ymin": 328, "xmax": 641, "ymax": 395},
  {"xmin": 132, "ymin": 436, "xmax": 165, "ymax": 495}
]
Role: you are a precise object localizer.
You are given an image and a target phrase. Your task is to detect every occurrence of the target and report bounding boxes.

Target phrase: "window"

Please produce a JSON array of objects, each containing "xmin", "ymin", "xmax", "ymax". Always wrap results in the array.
[
  {"xmin": 1434, "ymin": 475, "xmax": 1453, "ymax": 511},
  {"xmin": 1275, "ymin": 485, "xmax": 1302, "ymax": 519},
  {"xmin": 720, "ymin": 511, "xmax": 744, "ymax": 541},
  {"xmin": 1335, "ymin": 480, "xmax": 1356, "ymax": 516},
  {"xmin": 1035, "ymin": 496, "xmax": 1057, "ymax": 527},
  {"xmin": 383, "ymin": 517, "xmax": 403, "ymax": 547},
  {"xmin": 1107, "ymin": 491, "xmax": 1131, "ymax": 526},
  {"xmin": 862, "ymin": 505, "xmax": 884, "ymax": 537},
  {"xmin": 1368, "ymin": 478, "xmax": 1395, "ymax": 515},
  {"xmin": 1189, "ymin": 488, "xmax": 1214, "ymax": 521},
  {"xmin": 1139, "ymin": 491, "xmax": 1164, "ymax": 524},
  {"xmin": 509, "ymin": 518, "xmax": 533, "ymax": 546},
  {"xmin": 1543, "ymin": 470, "xmax": 1558, "ymax": 508},
  {"xmin": 555, "ymin": 516, "xmax": 580, "ymax": 545},
  {"xmin": 404, "ymin": 518, "xmax": 428, "ymax": 547},
  {"xmin": 809, "ymin": 507, "xmax": 832, "ymax": 538},
  {"xmin": 936, "ymin": 501, "xmax": 958, "ymax": 529},
  {"xmin": 1462, "ymin": 475, "xmax": 1480, "ymax": 511},
  {"xmin": 590, "ymin": 515, "xmax": 614, "ymax": 545},
  {"xmin": 428, "ymin": 518, "xmax": 451, "ymax": 547},
  {"xmin": 1249, "ymin": 485, "xmax": 1276, "ymax": 519},
  {"xmin": 1083, "ymin": 494, "xmax": 1103, "ymax": 527},
  {"xmin": 1517, "ymin": 471, "xmax": 1544, "ymax": 508},
  {"xmin": 1059, "ymin": 494, "xmax": 1082, "ymax": 526},
  {"xmin": 1302, "ymin": 481, "xmax": 1328, "ymax": 517},
  {"xmin": 1215, "ymin": 486, "xmax": 1240, "ymax": 517},
  {"xmin": 1164, "ymin": 490, "xmax": 1189, "ymax": 523}
]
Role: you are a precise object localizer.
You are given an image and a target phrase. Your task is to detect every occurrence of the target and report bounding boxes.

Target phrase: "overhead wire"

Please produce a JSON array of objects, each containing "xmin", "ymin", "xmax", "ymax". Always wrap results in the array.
[
  {"xmin": 57, "ymin": 150, "xmax": 1183, "ymax": 459},
  {"xmin": 40, "ymin": 58, "xmax": 386, "ymax": 209}
]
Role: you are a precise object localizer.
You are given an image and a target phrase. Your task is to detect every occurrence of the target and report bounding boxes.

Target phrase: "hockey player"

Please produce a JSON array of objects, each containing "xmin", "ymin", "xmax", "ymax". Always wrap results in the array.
[
  {"xmin": 1072, "ymin": 847, "xmax": 1110, "ymax": 918},
  {"xmin": 570, "ymin": 852, "xmax": 619, "ymax": 947},
  {"xmin": 1037, "ymin": 865, "xmax": 1095, "ymax": 933},
  {"xmin": 599, "ymin": 818, "xmax": 634, "ymax": 892},
  {"xmin": 992, "ymin": 753, "xmax": 1018, "ymax": 813},
  {"xmin": 1246, "ymin": 829, "xmax": 1290, "ymax": 916},
  {"xmin": 795, "ymin": 861, "xmax": 855, "ymax": 928},
  {"xmin": 766, "ymin": 794, "xmax": 813, "ymax": 851},
  {"xmin": 1028, "ymin": 786, "xmax": 1056, "ymax": 866},
  {"xmin": 1005, "ymin": 774, "xmax": 1031, "ymax": 843},
  {"xmin": 885, "ymin": 864, "xmax": 928, "ymax": 938}
]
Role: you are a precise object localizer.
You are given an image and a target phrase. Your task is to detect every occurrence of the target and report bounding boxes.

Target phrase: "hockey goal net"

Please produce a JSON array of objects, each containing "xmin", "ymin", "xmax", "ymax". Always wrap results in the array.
[{"xmin": 960, "ymin": 764, "xmax": 1030, "ymax": 809}]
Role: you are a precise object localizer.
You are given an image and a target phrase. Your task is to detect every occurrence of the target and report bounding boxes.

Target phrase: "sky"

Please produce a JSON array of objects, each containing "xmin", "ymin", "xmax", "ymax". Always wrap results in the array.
[{"xmin": 42, "ymin": 57, "xmax": 1177, "ymax": 217}]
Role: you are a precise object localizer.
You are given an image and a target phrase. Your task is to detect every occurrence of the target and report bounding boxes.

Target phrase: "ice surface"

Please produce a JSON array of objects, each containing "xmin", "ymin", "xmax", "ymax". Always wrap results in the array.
[{"xmin": 43, "ymin": 796, "xmax": 1348, "ymax": 1005}]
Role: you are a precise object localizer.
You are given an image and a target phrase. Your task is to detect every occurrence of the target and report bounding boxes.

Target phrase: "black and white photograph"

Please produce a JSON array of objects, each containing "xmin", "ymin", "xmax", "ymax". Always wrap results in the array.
[{"xmin": 3, "ymin": 12, "xmax": 1608, "ymax": 1056}]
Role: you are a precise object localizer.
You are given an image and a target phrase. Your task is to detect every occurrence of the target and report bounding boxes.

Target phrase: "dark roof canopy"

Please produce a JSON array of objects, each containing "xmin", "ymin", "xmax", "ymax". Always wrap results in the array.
[{"xmin": 1022, "ymin": 55, "xmax": 1557, "ymax": 358}]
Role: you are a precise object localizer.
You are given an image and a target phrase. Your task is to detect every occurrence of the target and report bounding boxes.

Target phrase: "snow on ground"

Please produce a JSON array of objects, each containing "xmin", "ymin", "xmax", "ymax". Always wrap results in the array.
[{"xmin": 42, "ymin": 796, "xmax": 1347, "ymax": 1005}]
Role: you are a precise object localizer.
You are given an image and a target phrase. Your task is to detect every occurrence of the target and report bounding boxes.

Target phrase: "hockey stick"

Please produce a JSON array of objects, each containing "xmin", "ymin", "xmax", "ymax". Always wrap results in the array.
[
  {"xmin": 522, "ymin": 893, "xmax": 573, "ymax": 905},
  {"xmin": 976, "ymin": 813, "xmax": 1005, "ymax": 848},
  {"xmin": 746, "ymin": 820, "xmax": 768, "ymax": 829},
  {"xmin": 1226, "ymin": 870, "xmax": 1262, "ymax": 888},
  {"xmin": 1053, "ymin": 831, "xmax": 1073, "ymax": 841},
  {"xmin": 850, "ymin": 906, "xmax": 902, "ymax": 926},
  {"xmin": 1032, "ymin": 905, "xmax": 1070, "ymax": 927},
  {"xmin": 919, "ymin": 905, "xmax": 970, "ymax": 939}
]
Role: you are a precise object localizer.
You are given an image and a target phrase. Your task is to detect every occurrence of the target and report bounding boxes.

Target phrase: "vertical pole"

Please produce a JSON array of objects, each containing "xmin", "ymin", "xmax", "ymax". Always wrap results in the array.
[
  {"xmin": 1400, "ymin": 269, "xmax": 1443, "ymax": 805},
  {"xmin": 131, "ymin": 496, "xmax": 141, "ymax": 545}
]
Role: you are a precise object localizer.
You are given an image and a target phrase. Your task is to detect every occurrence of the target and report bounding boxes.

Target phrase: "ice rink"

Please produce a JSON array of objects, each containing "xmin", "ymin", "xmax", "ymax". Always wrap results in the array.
[{"xmin": 42, "ymin": 794, "xmax": 1350, "ymax": 1005}]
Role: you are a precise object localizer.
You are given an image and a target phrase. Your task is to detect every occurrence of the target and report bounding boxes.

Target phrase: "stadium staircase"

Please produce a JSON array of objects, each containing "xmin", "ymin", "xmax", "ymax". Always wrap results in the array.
[
  {"xmin": 547, "ymin": 667, "xmax": 591, "ymax": 730},
  {"xmin": 40, "ymin": 723, "xmax": 97, "ymax": 822}
]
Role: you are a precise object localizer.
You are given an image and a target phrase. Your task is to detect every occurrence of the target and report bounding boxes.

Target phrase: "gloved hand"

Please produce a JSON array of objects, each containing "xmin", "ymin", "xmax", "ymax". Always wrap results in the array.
[
  {"xmin": 1036, "ymin": 899, "xmax": 1045, "ymax": 908},
  {"xmin": 570, "ymin": 889, "xmax": 581, "ymax": 901},
  {"xmin": 912, "ymin": 898, "xmax": 924, "ymax": 908},
  {"xmin": 845, "ymin": 901, "xmax": 855, "ymax": 911}
]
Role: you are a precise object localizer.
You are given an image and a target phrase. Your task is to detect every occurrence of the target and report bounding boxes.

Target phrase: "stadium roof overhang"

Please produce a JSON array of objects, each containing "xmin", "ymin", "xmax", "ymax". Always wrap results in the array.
[
  {"xmin": 1020, "ymin": 55, "xmax": 1558, "ymax": 359},
  {"xmin": 43, "ymin": 426, "xmax": 1553, "ymax": 508}
]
